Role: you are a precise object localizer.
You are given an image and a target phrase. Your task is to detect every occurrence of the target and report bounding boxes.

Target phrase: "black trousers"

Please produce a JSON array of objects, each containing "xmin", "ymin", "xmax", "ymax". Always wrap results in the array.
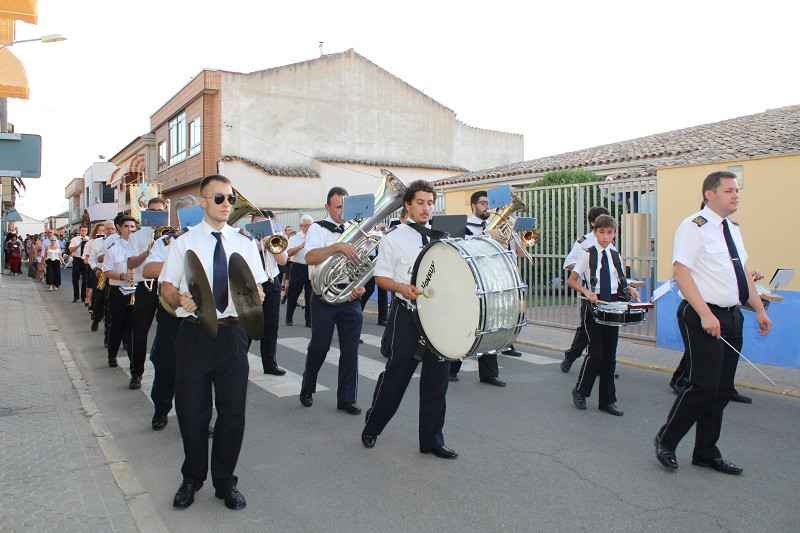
[
  {"xmin": 360, "ymin": 277, "xmax": 388, "ymax": 324},
  {"xmin": 91, "ymin": 272, "xmax": 106, "ymax": 323},
  {"xmin": 150, "ymin": 307, "xmax": 182, "ymax": 417},
  {"xmin": 259, "ymin": 278, "xmax": 282, "ymax": 370},
  {"xmin": 301, "ymin": 296, "xmax": 362, "ymax": 404},
  {"xmin": 131, "ymin": 282, "xmax": 159, "ymax": 377},
  {"xmin": 658, "ymin": 301, "xmax": 743, "ymax": 460},
  {"xmin": 175, "ymin": 320, "xmax": 249, "ymax": 489},
  {"xmin": 574, "ymin": 304, "xmax": 619, "ymax": 405},
  {"xmin": 670, "ymin": 306, "xmax": 691, "ymax": 389},
  {"xmin": 564, "ymin": 300, "xmax": 590, "ymax": 362},
  {"xmin": 107, "ymin": 287, "xmax": 134, "ymax": 360},
  {"xmin": 449, "ymin": 354, "xmax": 499, "ymax": 380},
  {"xmin": 72, "ymin": 257, "xmax": 87, "ymax": 301},
  {"xmin": 286, "ymin": 263, "xmax": 311, "ymax": 326},
  {"xmin": 364, "ymin": 300, "xmax": 450, "ymax": 450},
  {"xmin": 45, "ymin": 259, "xmax": 62, "ymax": 287}
]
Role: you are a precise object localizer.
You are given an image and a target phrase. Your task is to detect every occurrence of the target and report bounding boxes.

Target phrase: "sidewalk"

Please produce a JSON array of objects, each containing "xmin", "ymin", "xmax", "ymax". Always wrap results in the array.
[
  {"xmin": 0, "ymin": 273, "xmax": 165, "ymax": 532},
  {"xmin": 362, "ymin": 300, "xmax": 800, "ymax": 397}
]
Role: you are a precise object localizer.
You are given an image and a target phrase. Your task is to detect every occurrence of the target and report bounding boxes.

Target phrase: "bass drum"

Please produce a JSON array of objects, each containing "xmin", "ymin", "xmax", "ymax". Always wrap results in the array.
[{"xmin": 411, "ymin": 237, "xmax": 527, "ymax": 361}]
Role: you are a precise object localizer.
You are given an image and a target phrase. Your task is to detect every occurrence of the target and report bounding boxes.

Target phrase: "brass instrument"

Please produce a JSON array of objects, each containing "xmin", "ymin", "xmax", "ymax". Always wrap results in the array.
[
  {"xmin": 484, "ymin": 193, "xmax": 539, "ymax": 260},
  {"xmin": 227, "ymin": 187, "xmax": 264, "ymax": 226},
  {"xmin": 311, "ymin": 168, "xmax": 406, "ymax": 304},
  {"xmin": 154, "ymin": 225, "xmax": 175, "ymax": 239},
  {"xmin": 96, "ymin": 270, "xmax": 107, "ymax": 290},
  {"xmin": 127, "ymin": 269, "xmax": 135, "ymax": 306},
  {"xmin": 266, "ymin": 234, "xmax": 288, "ymax": 254}
]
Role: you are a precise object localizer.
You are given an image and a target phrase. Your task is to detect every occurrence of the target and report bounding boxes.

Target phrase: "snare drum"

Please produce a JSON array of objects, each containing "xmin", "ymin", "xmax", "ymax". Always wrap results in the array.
[
  {"xmin": 411, "ymin": 237, "xmax": 526, "ymax": 361},
  {"xmin": 591, "ymin": 303, "xmax": 646, "ymax": 327}
]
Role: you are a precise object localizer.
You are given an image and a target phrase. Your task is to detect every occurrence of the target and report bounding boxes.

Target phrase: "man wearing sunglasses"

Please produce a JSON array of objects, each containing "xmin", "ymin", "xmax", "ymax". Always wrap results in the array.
[{"xmin": 160, "ymin": 175, "xmax": 267, "ymax": 512}]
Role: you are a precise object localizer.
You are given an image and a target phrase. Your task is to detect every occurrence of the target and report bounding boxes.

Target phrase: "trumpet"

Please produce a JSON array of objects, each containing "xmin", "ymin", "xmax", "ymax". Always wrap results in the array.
[
  {"xmin": 265, "ymin": 234, "xmax": 288, "ymax": 254},
  {"xmin": 127, "ymin": 269, "xmax": 135, "ymax": 306}
]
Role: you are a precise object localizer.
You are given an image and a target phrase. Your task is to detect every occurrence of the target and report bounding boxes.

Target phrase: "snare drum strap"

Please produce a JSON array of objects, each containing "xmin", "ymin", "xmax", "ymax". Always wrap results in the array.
[{"xmin": 588, "ymin": 247, "xmax": 632, "ymax": 302}]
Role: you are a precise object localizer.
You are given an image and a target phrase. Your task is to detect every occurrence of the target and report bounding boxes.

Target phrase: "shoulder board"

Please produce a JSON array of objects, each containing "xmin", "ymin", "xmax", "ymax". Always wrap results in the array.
[
  {"xmin": 238, "ymin": 228, "xmax": 254, "ymax": 240},
  {"xmin": 170, "ymin": 228, "xmax": 187, "ymax": 240},
  {"xmin": 692, "ymin": 216, "xmax": 707, "ymax": 227},
  {"xmin": 107, "ymin": 242, "xmax": 116, "ymax": 249},
  {"xmin": 729, "ymin": 219, "xmax": 739, "ymax": 226},
  {"xmin": 577, "ymin": 236, "xmax": 586, "ymax": 243}
]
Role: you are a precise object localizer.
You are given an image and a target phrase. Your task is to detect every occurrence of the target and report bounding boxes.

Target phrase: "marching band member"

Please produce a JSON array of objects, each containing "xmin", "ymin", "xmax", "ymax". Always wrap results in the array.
[
  {"xmin": 251, "ymin": 211, "xmax": 288, "ymax": 376},
  {"xmin": 90, "ymin": 220, "xmax": 114, "ymax": 336},
  {"xmin": 361, "ymin": 180, "xmax": 457, "ymax": 458},
  {"xmin": 81, "ymin": 223, "xmax": 103, "ymax": 309},
  {"xmin": 160, "ymin": 175, "xmax": 266, "ymax": 510},
  {"xmin": 142, "ymin": 195, "xmax": 199, "ymax": 431},
  {"xmin": 285, "ymin": 214, "xmax": 313, "ymax": 327},
  {"xmin": 568, "ymin": 215, "xmax": 639, "ymax": 416},
  {"xmin": 103, "ymin": 215, "xmax": 137, "ymax": 371},
  {"xmin": 299, "ymin": 187, "xmax": 365, "ymax": 413},
  {"xmin": 560, "ymin": 206, "xmax": 612, "ymax": 373},
  {"xmin": 449, "ymin": 190, "xmax": 506, "ymax": 386},
  {"xmin": 126, "ymin": 197, "xmax": 168, "ymax": 391},
  {"xmin": 67, "ymin": 225, "xmax": 89, "ymax": 303},
  {"xmin": 655, "ymin": 171, "xmax": 771, "ymax": 473}
]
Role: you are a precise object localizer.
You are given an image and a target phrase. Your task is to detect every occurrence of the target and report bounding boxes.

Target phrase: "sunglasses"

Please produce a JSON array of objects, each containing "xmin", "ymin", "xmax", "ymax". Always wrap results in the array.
[{"xmin": 203, "ymin": 194, "xmax": 237, "ymax": 205}]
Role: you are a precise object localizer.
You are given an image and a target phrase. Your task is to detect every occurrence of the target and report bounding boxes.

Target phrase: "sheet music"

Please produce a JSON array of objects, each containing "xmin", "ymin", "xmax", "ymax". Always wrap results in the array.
[{"xmin": 650, "ymin": 278, "xmax": 674, "ymax": 303}]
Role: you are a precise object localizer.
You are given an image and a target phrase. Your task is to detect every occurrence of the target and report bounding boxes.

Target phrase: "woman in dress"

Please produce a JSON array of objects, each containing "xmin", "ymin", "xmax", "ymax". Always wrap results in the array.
[{"xmin": 45, "ymin": 236, "xmax": 67, "ymax": 291}]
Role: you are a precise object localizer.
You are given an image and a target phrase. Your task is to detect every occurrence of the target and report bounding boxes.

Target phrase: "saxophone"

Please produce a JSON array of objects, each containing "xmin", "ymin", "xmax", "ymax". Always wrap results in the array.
[{"xmin": 311, "ymin": 169, "xmax": 406, "ymax": 304}]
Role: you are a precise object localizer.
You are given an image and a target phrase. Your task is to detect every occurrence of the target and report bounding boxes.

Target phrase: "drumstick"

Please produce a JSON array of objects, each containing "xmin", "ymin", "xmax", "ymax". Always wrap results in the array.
[
  {"xmin": 578, "ymin": 295, "xmax": 626, "ymax": 306},
  {"xmin": 720, "ymin": 337, "xmax": 778, "ymax": 387}
]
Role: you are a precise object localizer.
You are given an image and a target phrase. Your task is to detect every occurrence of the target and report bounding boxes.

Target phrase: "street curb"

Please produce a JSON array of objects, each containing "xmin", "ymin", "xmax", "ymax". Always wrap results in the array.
[
  {"xmin": 512, "ymin": 338, "xmax": 800, "ymax": 399},
  {"xmin": 37, "ymin": 289, "xmax": 168, "ymax": 533}
]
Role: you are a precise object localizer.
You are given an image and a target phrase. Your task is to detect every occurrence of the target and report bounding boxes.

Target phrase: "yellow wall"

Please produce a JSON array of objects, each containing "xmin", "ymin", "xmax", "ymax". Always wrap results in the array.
[
  {"xmin": 443, "ymin": 188, "xmax": 483, "ymax": 216},
  {"xmin": 657, "ymin": 154, "xmax": 800, "ymax": 291}
]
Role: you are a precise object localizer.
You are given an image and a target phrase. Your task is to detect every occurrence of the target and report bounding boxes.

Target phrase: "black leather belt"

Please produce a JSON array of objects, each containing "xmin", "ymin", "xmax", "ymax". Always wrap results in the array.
[
  {"xmin": 184, "ymin": 316, "xmax": 240, "ymax": 326},
  {"xmin": 707, "ymin": 303, "xmax": 739, "ymax": 312}
]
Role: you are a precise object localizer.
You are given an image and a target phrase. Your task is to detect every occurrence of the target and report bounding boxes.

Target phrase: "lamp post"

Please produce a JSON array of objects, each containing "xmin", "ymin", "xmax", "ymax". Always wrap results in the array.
[{"xmin": 0, "ymin": 34, "xmax": 67, "ymax": 270}]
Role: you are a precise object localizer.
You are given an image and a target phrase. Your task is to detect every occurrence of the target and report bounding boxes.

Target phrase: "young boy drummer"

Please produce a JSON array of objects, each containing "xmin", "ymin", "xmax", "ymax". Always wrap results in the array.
[{"xmin": 567, "ymin": 215, "xmax": 640, "ymax": 416}]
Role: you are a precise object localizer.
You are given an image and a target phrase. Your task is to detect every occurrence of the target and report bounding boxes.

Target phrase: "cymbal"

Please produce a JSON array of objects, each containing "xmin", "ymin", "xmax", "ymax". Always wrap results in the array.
[
  {"xmin": 229, "ymin": 252, "xmax": 264, "ymax": 340},
  {"xmin": 184, "ymin": 249, "xmax": 218, "ymax": 339}
]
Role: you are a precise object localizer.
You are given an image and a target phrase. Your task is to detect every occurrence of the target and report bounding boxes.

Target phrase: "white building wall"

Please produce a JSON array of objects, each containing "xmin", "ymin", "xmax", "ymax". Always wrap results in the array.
[{"xmin": 220, "ymin": 50, "xmax": 523, "ymax": 173}]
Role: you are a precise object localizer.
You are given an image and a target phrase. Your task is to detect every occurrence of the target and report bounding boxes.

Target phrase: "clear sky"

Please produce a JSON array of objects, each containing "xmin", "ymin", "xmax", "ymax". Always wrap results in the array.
[{"xmin": 7, "ymin": 0, "xmax": 799, "ymax": 220}]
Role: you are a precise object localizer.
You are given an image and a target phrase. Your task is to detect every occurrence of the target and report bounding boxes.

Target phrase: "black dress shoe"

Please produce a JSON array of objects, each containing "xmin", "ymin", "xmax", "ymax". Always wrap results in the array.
[
  {"xmin": 359, "ymin": 338, "xmax": 364, "ymax": 344},
  {"xmin": 572, "ymin": 388, "xmax": 586, "ymax": 410},
  {"xmin": 281, "ymin": 295, "xmax": 287, "ymax": 304},
  {"xmin": 502, "ymin": 347, "xmax": 522, "ymax": 357},
  {"xmin": 599, "ymin": 403, "xmax": 624, "ymax": 416},
  {"xmin": 263, "ymin": 365, "xmax": 286, "ymax": 376},
  {"xmin": 129, "ymin": 375, "xmax": 142, "ymax": 390},
  {"xmin": 300, "ymin": 393, "xmax": 313, "ymax": 407},
  {"xmin": 285, "ymin": 319, "xmax": 293, "ymax": 326},
  {"xmin": 152, "ymin": 414, "xmax": 168, "ymax": 431},
  {"xmin": 655, "ymin": 435, "xmax": 678, "ymax": 470},
  {"xmin": 361, "ymin": 430, "xmax": 376, "ymax": 448},
  {"xmin": 560, "ymin": 356, "xmax": 575, "ymax": 373},
  {"xmin": 215, "ymin": 486, "xmax": 246, "ymax": 510},
  {"xmin": 72, "ymin": 298, "xmax": 79, "ymax": 303},
  {"xmin": 691, "ymin": 457, "xmax": 743, "ymax": 474},
  {"xmin": 108, "ymin": 357, "xmax": 118, "ymax": 368},
  {"xmin": 479, "ymin": 376, "xmax": 506, "ymax": 387},
  {"xmin": 173, "ymin": 481, "xmax": 201, "ymax": 508},
  {"xmin": 90, "ymin": 320, "xmax": 99, "ymax": 332},
  {"xmin": 337, "ymin": 402, "xmax": 362, "ymax": 415},
  {"xmin": 730, "ymin": 390, "xmax": 752, "ymax": 404},
  {"xmin": 420, "ymin": 445, "xmax": 458, "ymax": 459},
  {"xmin": 448, "ymin": 374, "xmax": 459, "ymax": 382}
]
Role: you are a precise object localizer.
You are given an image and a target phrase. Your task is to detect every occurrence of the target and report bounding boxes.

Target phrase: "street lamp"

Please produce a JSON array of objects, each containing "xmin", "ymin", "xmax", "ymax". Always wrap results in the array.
[{"xmin": 0, "ymin": 34, "xmax": 67, "ymax": 50}]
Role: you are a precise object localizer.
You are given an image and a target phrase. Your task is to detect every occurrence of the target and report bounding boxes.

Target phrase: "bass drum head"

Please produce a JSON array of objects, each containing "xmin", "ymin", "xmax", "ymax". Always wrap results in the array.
[{"xmin": 412, "ymin": 241, "xmax": 479, "ymax": 360}]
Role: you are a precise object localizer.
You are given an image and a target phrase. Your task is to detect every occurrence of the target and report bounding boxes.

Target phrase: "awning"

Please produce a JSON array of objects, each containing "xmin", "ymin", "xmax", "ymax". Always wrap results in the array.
[
  {"xmin": 4, "ymin": 207, "xmax": 23, "ymax": 221},
  {"xmin": 108, "ymin": 152, "xmax": 146, "ymax": 187},
  {"xmin": 0, "ymin": 1, "xmax": 38, "ymax": 24},
  {"xmin": 0, "ymin": 47, "xmax": 28, "ymax": 99}
]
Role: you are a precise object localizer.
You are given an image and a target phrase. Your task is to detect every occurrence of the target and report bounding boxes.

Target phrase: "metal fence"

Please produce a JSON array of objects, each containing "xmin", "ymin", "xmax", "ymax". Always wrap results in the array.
[{"xmin": 516, "ymin": 178, "xmax": 658, "ymax": 341}]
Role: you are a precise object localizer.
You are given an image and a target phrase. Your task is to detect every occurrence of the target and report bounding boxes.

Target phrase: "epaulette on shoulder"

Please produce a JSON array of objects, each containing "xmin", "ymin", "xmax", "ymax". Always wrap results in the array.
[
  {"xmin": 577, "ymin": 236, "xmax": 586, "ymax": 243},
  {"xmin": 238, "ymin": 228, "xmax": 254, "ymax": 240},
  {"xmin": 692, "ymin": 216, "xmax": 707, "ymax": 227},
  {"xmin": 107, "ymin": 241, "xmax": 116, "ymax": 249},
  {"xmin": 729, "ymin": 218, "xmax": 739, "ymax": 226},
  {"xmin": 171, "ymin": 227, "xmax": 188, "ymax": 239}
]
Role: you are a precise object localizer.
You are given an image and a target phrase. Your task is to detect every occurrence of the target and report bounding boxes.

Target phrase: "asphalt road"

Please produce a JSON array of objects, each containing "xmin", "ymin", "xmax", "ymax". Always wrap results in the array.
[{"xmin": 49, "ymin": 289, "xmax": 800, "ymax": 532}]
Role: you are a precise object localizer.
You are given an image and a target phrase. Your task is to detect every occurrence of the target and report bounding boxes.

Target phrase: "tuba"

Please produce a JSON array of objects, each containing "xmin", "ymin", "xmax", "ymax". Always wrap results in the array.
[{"xmin": 311, "ymin": 169, "xmax": 406, "ymax": 304}]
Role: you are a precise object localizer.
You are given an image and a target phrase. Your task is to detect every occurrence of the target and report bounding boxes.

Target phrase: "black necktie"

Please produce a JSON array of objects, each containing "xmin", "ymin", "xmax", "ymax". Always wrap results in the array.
[
  {"xmin": 211, "ymin": 232, "xmax": 228, "ymax": 313},
  {"xmin": 722, "ymin": 219, "xmax": 749, "ymax": 305},
  {"xmin": 421, "ymin": 233, "xmax": 429, "ymax": 246},
  {"xmin": 599, "ymin": 250, "xmax": 612, "ymax": 302},
  {"xmin": 79, "ymin": 239, "xmax": 86, "ymax": 255}
]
